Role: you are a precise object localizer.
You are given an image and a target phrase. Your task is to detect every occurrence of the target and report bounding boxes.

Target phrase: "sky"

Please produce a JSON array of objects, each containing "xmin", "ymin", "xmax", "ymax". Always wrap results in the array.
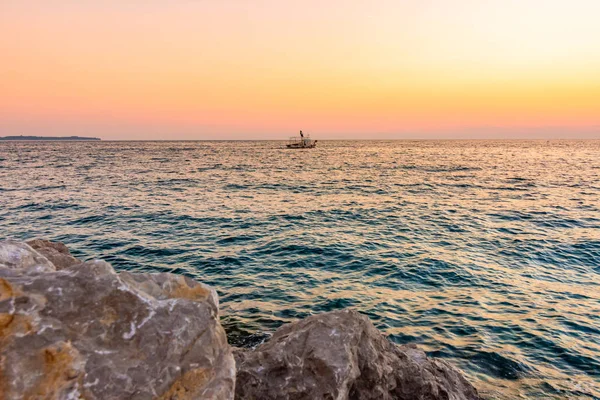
[{"xmin": 1, "ymin": 0, "xmax": 599, "ymax": 140}]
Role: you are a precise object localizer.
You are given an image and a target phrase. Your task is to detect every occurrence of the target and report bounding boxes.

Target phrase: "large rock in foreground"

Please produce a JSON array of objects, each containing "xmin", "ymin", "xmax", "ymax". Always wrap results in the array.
[
  {"xmin": 1, "ymin": 239, "xmax": 480, "ymax": 400},
  {"xmin": 0, "ymin": 240, "xmax": 235, "ymax": 399},
  {"xmin": 235, "ymin": 309, "xmax": 480, "ymax": 400}
]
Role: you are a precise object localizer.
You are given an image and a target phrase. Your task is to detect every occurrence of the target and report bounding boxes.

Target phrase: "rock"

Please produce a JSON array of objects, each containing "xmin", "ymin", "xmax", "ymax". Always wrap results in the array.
[
  {"xmin": 0, "ymin": 239, "xmax": 56, "ymax": 273},
  {"xmin": 27, "ymin": 239, "xmax": 82, "ymax": 270},
  {"xmin": 1, "ymin": 239, "xmax": 481, "ymax": 400},
  {"xmin": 0, "ymin": 240, "xmax": 235, "ymax": 400},
  {"xmin": 235, "ymin": 309, "xmax": 480, "ymax": 400}
]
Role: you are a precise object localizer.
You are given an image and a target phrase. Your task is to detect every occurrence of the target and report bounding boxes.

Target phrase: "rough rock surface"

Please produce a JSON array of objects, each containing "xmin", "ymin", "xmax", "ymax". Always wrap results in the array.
[
  {"xmin": 235, "ymin": 309, "xmax": 480, "ymax": 400},
  {"xmin": 0, "ymin": 240, "xmax": 235, "ymax": 400},
  {"xmin": 0, "ymin": 239, "xmax": 56, "ymax": 273},
  {"xmin": 26, "ymin": 239, "xmax": 82, "ymax": 270},
  {"xmin": 0, "ymin": 239, "xmax": 481, "ymax": 400}
]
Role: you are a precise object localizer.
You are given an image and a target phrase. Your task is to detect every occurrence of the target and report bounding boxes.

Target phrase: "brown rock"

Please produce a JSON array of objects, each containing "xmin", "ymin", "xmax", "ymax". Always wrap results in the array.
[
  {"xmin": 0, "ymin": 240, "xmax": 235, "ymax": 400},
  {"xmin": 0, "ymin": 240, "xmax": 55, "ymax": 272},
  {"xmin": 1, "ymin": 239, "xmax": 480, "ymax": 400},
  {"xmin": 26, "ymin": 239, "xmax": 82, "ymax": 270},
  {"xmin": 235, "ymin": 309, "xmax": 480, "ymax": 400}
]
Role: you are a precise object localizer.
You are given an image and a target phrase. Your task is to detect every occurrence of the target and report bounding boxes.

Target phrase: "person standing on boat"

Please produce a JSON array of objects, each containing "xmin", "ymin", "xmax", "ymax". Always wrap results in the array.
[{"xmin": 300, "ymin": 130, "xmax": 304, "ymax": 138}]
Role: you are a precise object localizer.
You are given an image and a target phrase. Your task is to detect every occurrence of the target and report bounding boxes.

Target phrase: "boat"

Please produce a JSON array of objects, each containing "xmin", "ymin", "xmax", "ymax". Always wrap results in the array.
[{"xmin": 286, "ymin": 130, "xmax": 317, "ymax": 149}]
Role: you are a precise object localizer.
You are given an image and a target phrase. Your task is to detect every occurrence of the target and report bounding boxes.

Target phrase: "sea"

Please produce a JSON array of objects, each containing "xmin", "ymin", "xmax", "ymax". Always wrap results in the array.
[{"xmin": 0, "ymin": 140, "xmax": 599, "ymax": 399}]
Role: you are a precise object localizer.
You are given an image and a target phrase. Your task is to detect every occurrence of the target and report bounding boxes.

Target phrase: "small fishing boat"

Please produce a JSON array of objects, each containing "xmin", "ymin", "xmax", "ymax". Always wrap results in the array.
[{"xmin": 286, "ymin": 130, "xmax": 317, "ymax": 149}]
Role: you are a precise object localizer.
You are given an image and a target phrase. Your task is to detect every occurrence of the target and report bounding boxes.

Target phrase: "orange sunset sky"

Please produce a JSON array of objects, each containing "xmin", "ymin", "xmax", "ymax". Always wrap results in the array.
[{"xmin": 1, "ymin": 0, "xmax": 599, "ymax": 140}]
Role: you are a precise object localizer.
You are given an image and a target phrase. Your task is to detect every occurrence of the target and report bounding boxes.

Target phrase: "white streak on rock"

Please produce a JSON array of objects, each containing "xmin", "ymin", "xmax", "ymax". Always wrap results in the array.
[{"xmin": 123, "ymin": 321, "xmax": 136, "ymax": 340}]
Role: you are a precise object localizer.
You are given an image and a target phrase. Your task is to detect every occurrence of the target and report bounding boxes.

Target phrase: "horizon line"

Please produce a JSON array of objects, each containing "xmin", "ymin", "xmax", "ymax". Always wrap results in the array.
[{"xmin": 3, "ymin": 138, "xmax": 600, "ymax": 142}]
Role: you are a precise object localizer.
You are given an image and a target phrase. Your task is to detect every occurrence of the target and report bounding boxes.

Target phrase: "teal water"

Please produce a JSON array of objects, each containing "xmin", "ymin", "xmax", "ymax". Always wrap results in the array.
[{"xmin": 1, "ymin": 140, "xmax": 599, "ymax": 399}]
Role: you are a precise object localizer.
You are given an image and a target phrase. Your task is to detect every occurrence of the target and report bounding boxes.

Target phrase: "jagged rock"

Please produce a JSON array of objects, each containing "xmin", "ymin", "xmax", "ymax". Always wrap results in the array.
[
  {"xmin": 0, "ymin": 239, "xmax": 56, "ymax": 272},
  {"xmin": 1, "ymin": 239, "xmax": 481, "ymax": 400},
  {"xmin": 26, "ymin": 239, "xmax": 82, "ymax": 270},
  {"xmin": 235, "ymin": 309, "xmax": 480, "ymax": 400},
  {"xmin": 0, "ymin": 240, "xmax": 235, "ymax": 400}
]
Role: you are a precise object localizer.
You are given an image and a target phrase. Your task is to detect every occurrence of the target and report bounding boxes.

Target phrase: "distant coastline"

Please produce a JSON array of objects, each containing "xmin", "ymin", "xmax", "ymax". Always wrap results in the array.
[{"xmin": 0, "ymin": 135, "xmax": 101, "ymax": 141}]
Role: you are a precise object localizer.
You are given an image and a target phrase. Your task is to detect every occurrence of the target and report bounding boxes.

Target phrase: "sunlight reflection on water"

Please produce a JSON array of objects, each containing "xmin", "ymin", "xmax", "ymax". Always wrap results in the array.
[{"xmin": 1, "ymin": 140, "xmax": 599, "ymax": 399}]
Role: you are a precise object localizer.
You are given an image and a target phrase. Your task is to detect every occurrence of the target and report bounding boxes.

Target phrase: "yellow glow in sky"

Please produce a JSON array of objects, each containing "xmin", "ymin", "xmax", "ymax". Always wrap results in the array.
[{"xmin": 1, "ymin": 0, "xmax": 599, "ymax": 139}]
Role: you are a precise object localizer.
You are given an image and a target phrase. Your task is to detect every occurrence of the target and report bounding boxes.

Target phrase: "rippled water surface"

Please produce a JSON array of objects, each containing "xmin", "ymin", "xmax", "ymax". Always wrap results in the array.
[{"xmin": 1, "ymin": 140, "xmax": 599, "ymax": 399}]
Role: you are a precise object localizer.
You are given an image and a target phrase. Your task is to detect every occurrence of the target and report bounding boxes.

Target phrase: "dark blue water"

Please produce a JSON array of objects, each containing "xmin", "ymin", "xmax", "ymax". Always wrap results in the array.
[{"xmin": 1, "ymin": 140, "xmax": 599, "ymax": 399}]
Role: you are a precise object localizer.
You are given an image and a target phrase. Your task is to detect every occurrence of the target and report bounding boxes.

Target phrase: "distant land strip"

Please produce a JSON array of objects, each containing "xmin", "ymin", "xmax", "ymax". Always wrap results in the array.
[{"xmin": 0, "ymin": 135, "xmax": 101, "ymax": 141}]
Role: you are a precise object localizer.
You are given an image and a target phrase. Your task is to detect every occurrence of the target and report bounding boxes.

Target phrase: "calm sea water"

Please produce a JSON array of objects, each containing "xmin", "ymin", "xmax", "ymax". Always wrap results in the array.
[{"xmin": 1, "ymin": 140, "xmax": 599, "ymax": 399}]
